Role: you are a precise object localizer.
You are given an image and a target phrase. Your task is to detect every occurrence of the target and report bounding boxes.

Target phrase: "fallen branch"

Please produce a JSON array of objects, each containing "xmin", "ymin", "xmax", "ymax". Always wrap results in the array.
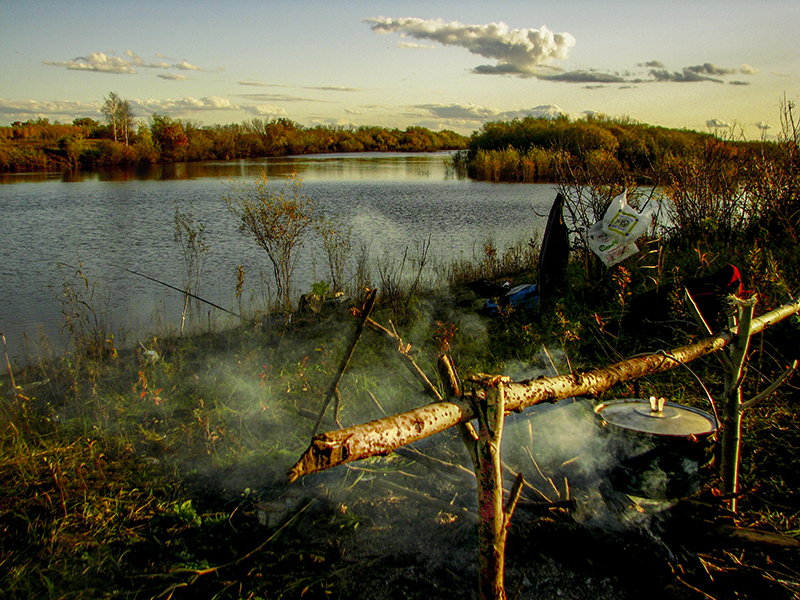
[{"xmin": 354, "ymin": 308, "xmax": 443, "ymax": 400}]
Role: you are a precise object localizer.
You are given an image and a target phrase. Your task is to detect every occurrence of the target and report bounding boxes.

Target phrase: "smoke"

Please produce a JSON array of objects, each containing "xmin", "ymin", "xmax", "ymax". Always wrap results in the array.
[
  {"xmin": 365, "ymin": 17, "xmax": 576, "ymax": 76},
  {"xmin": 499, "ymin": 348, "xmax": 680, "ymax": 526}
]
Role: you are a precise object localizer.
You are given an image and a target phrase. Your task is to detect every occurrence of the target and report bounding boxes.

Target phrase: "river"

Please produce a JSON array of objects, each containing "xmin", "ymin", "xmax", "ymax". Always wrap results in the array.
[{"xmin": 0, "ymin": 152, "xmax": 560, "ymax": 362}]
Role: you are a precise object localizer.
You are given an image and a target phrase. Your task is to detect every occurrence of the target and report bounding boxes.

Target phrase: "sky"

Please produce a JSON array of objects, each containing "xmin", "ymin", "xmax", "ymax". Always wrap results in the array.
[{"xmin": 1, "ymin": 0, "xmax": 798, "ymax": 138}]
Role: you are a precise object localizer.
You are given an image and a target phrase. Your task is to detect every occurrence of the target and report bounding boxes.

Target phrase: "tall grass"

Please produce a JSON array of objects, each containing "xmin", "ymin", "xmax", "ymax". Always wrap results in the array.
[{"xmin": 468, "ymin": 146, "xmax": 571, "ymax": 183}]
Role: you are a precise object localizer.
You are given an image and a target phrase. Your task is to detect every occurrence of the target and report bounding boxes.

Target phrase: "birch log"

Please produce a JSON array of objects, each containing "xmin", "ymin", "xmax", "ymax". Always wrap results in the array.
[{"xmin": 288, "ymin": 294, "xmax": 800, "ymax": 482}]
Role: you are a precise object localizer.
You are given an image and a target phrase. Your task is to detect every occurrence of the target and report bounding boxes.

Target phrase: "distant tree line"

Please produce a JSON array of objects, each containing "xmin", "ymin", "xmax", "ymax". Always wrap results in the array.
[
  {"xmin": 455, "ymin": 113, "xmax": 776, "ymax": 186},
  {"xmin": 0, "ymin": 92, "xmax": 469, "ymax": 173}
]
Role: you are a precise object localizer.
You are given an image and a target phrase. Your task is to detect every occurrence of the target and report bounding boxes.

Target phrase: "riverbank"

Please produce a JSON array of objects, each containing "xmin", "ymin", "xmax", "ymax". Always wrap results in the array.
[{"xmin": 3, "ymin": 110, "xmax": 800, "ymax": 596}]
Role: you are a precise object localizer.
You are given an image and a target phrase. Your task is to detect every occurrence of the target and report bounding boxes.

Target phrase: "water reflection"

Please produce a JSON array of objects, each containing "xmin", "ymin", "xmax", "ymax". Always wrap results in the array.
[{"xmin": 0, "ymin": 152, "xmax": 457, "ymax": 184}]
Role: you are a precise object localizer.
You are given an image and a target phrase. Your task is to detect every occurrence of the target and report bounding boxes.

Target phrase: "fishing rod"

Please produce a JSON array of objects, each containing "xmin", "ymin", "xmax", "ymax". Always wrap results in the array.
[{"xmin": 121, "ymin": 267, "xmax": 241, "ymax": 318}]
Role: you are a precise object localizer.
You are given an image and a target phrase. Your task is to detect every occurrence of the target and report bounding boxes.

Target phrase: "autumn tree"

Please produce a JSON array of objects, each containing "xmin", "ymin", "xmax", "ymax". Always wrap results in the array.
[{"xmin": 149, "ymin": 113, "xmax": 188, "ymax": 161}]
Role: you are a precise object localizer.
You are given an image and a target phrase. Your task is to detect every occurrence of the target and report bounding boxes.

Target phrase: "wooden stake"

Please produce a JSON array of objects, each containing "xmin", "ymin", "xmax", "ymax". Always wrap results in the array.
[
  {"xmin": 686, "ymin": 290, "xmax": 798, "ymax": 512},
  {"xmin": 471, "ymin": 375, "xmax": 511, "ymax": 600},
  {"xmin": 438, "ymin": 353, "xmax": 479, "ymax": 471},
  {"xmin": 719, "ymin": 298, "xmax": 755, "ymax": 512}
]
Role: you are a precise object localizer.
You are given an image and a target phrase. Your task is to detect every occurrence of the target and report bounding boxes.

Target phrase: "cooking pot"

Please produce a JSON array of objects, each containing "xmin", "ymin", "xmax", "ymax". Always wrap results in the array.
[{"xmin": 594, "ymin": 398, "xmax": 718, "ymax": 499}]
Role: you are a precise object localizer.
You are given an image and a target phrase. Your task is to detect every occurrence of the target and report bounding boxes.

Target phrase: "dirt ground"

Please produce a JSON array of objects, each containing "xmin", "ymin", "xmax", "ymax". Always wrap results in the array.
[{"xmin": 174, "ymin": 424, "xmax": 800, "ymax": 600}]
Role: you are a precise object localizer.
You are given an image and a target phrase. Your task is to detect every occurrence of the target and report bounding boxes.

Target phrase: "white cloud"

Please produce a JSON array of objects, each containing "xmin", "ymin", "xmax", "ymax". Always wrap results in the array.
[
  {"xmin": 538, "ymin": 69, "xmax": 627, "ymax": 83},
  {"xmin": 42, "ymin": 50, "xmax": 210, "ymax": 76},
  {"xmin": 43, "ymin": 51, "xmax": 137, "ymax": 74},
  {"xmin": 174, "ymin": 60, "xmax": 204, "ymax": 71},
  {"xmin": 648, "ymin": 61, "xmax": 760, "ymax": 84},
  {"xmin": 0, "ymin": 95, "xmax": 289, "ymax": 125},
  {"xmin": 413, "ymin": 102, "xmax": 576, "ymax": 128},
  {"xmin": 415, "ymin": 102, "xmax": 500, "ymax": 120},
  {"xmin": 133, "ymin": 96, "xmax": 239, "ymax": 115},
  {"xmin": 0, "ymin": 99, "xmax": 103, "ymax": 121},
  {"xmin": 397, "ymin": 42, "xmax": 435, "ymax": 49},
  {"xmin": 125, "ymin": 50, "xmax": 170, "ymax": 69},
  {"xmin": 687, "ymin": 63, "xmax": 737, "ymax": 76},
  {"xmin": 238, "ymin": 81, "xmax": 292, "ymax": 88},
  {"xmin": 755, "ymin": 121, "xmax": 772, "ymax": 130},
  {"xmin": 236, "ymin": 92, "xmax": 336, "ymax": 104},
  {"xmin": 303, "ymin": 85, "xmax": 363, "ymax": 92},
  {"xmin": 157, "ymin": 74, "xmax": 189, "ymax": 81},
  {"xmin": 240, "ymin": 104, "xmax": 289, "ymax": 117},
  {"xmin": 366, "ymin": 17, "xmax": 575, "ymax": 76},
  {"xmin": 651, "ymin": 68, "xmax": 723, "ymax": 83}
]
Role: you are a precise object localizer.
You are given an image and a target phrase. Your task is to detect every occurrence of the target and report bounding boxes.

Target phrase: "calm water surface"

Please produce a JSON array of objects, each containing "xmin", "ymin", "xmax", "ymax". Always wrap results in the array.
[{"xmin": 0, "ymin": 153, "xmax": 559, "ymax": 361}]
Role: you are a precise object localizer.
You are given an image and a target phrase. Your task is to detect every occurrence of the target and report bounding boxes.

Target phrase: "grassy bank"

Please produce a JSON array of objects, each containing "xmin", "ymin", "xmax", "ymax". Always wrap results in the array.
[{"xmin": 2, "ymin": 222, "xmax": 800, "ymax": 598}]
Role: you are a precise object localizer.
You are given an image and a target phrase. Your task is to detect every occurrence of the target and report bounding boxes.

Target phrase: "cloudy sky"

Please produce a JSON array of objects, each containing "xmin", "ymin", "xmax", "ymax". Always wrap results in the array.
[{"xmin": 1, "ymin": 0, "xmax": 797, "ymax": 137}]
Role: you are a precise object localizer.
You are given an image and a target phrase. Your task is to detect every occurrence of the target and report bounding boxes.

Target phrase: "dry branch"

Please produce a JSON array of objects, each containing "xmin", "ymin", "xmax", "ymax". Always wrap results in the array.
[
  {"xmin": 355, "ymin": 308, "xmax": 443, "ymax": 400},
  {"xmin": 288, "ymin": 294, "xmax": 800, "ymax": 482},
  {"xmin": 375, "ymin": 478, "xmax": 478, "ymax": 523},
  {"xmin": 312, "ymin": 289, "xmax": 376, "ymax": 434}
]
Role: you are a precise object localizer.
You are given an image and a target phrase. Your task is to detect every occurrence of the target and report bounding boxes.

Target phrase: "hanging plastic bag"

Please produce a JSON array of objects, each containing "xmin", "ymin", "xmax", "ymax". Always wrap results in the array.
[
  {"xmin": 601, "ymin": 190, "xmax": 653, "ymax": 244},
  {"xmin": 586, "ymin": 221, "xmax": 639, "ymax": 267}
]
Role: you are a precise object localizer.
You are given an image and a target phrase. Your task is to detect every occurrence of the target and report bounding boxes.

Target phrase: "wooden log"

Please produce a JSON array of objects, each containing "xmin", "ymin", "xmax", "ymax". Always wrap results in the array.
[{"xmin": 288, "ymin": 294, "xmax": 800, "ymax": 482}]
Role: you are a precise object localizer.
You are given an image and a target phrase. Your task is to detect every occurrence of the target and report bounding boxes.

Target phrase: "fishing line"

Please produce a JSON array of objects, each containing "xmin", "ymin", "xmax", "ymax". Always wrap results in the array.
[{"xmin": 118, "ymin": 266, "xmax": 241, "ymax": 318}]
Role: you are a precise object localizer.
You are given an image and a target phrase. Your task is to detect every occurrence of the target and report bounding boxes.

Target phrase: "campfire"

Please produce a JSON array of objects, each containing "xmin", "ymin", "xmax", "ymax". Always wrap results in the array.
[{"xmin": 275, "ymin": 290, "xmax": 800, "ymax": 600}]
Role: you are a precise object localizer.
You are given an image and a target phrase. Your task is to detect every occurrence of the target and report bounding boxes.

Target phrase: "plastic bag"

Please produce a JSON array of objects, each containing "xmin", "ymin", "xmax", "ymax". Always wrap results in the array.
[
  {"xmin": 586, "ymin": 221, "xmax": 639, "ymax": 267},
  {"xmin": 601, "ymin": 190, "xmax": 653, "ymax": 244}
]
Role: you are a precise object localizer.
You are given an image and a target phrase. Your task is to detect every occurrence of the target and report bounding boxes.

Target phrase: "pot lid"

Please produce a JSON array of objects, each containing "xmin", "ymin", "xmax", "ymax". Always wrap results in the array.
[{"xmin": 595, "ymin": 398, "xmax": 717, "ymax": 437}]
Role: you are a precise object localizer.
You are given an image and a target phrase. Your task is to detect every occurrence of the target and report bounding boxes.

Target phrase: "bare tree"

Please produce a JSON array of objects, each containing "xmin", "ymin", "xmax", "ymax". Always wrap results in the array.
[{"xmin": 316, "ymin": 213, "xmax": 352, "ymax": 294}]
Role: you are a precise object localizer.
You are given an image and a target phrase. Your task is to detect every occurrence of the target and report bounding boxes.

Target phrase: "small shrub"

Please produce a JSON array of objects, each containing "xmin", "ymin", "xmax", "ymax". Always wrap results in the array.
[{"xmin": 225, "ymin": 173, "xmax": 318, "ymax": 313}]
